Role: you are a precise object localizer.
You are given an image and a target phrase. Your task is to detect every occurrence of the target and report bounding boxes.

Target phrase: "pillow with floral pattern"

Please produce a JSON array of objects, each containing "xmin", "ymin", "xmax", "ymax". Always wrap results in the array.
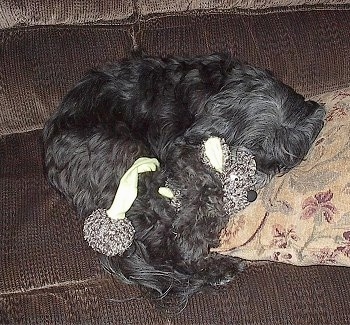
[{"xmin": 214, "ymin": 87, "xmax": 350, "ymax": 267}]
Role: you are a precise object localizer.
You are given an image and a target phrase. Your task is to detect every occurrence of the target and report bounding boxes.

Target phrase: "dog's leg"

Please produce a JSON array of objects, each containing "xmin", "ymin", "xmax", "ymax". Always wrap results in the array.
[
  {"xmin": 162, "ymin": 142, "xmax": 247, "ymax": 289},
  {"xmin": 194, "ymin": 253, "xmax": 246, "ymax": 286},
  {"xmin": 171, "ymin": 190, "xmax": 246, "ymax": 288},
  {"xmin": 44, "ymin": 125, "xmax": 150, "ymax": 217}
]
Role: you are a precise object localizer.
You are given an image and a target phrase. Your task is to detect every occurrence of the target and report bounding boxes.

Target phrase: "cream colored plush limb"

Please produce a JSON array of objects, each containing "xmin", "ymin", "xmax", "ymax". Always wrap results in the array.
[
  {"xmin": 204, "ymin": 137, "xmax": 224, "ymax": 173},
  {"xmin": 106, "ymin": 157, "xmax": 160, "ymax": 220}
]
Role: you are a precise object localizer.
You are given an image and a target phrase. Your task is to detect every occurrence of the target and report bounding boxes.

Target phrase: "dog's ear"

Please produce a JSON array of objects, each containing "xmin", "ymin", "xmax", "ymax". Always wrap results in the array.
[
  {"xmin": 253, "ymin": 97, "xmax": 325, "ymax": 176},
  {"xmin": 306, "ymin": 100, "xmax": 325, "ymax": 115},
  {"xmin": 131, "ymin": 47, "xmax": 147, "ymax": 59}
]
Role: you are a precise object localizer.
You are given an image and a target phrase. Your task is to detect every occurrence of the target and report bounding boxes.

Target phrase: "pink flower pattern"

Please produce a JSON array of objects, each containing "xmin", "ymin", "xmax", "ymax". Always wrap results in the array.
[
  {"xmin": 301, "ymin": 190, "xmax": 337, "ymax": 223},
  {"xmin": 335, "ymin": 231, "xmax": 350, "ymax": 258},
  {"xmin": 271, "ymin": 224, "xmax": 299, "ymax": 249},
  {"xmin": 313, "ymin": 248, "xmax": 340, "ymax": 264},
  {"xmin": 235, "ymin": 90, "xmax": 350, "ymax": 267},
  {"xmin": 266, "ymin": 190, "xmax": 350, "ymax": 265}
]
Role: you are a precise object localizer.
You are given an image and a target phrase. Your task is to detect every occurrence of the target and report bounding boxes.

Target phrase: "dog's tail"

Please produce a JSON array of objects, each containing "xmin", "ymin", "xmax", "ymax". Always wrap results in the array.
[
  {"xmin": 99, "ymin": 231, "xmax": 244, "ymax": 312},
  {"xmin": 99, "ymin": 242, "xmax": 209, "ymax": 312}
]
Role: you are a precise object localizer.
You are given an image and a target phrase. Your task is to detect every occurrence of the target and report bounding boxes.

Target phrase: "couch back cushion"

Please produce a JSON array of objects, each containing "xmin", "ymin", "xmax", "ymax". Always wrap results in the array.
[
  {"xmin": 1, "ymin": 3, "xmax": 350, "ymax": 136},
  {"xmin": 138, "ymin": 0, "xmax": 349, "ymax": 15},
  {"xmin": 1, "ymin": 0, "xmax": 349, "ymax": 29},
  {"xmin": 0, "ymin": 0, "xmax": 134, "ymax": 28}
]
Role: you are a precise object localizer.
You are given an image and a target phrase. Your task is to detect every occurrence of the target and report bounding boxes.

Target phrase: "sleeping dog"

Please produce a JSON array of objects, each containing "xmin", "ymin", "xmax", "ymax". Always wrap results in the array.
[{"xmin": 43, "ymin": 53, "xmax": 325, "ymax": 307}]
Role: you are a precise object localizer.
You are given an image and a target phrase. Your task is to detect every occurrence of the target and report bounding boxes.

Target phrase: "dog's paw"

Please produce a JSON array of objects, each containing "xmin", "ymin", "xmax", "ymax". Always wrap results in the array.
[
  {"xmin": 196, "ymin": 254, "xmax": 246, "ymax": 287},
  {"xmin": 207, "ymin": 270, "xmax": 237, "ymax": 286}
]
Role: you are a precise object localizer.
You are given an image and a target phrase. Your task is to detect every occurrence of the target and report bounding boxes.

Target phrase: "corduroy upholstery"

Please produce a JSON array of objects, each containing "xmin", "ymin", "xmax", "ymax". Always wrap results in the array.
[
  {"xmin": 0, "ymin": 1, "xmax": 135, "ymax": 28},
  {"xmin": 1, "ymin": 1, "xmax": 350, "ymax": 324}
]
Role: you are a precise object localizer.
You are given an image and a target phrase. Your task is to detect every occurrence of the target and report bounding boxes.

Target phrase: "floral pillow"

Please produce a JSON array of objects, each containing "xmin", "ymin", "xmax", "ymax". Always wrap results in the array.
[{"xmin": 213, "ymin": 87, "xmax": 350, "ymax": 266}]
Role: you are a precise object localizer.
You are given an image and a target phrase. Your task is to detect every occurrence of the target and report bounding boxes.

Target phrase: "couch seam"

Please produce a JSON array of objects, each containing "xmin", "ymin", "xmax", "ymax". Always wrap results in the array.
[
  {"xmin": 136, "ymin": 3, "xmax": 350, "ymax": 23},
  {"xmin": 0, "ymin": 276, "xmax": 110, "ymax": 298}
]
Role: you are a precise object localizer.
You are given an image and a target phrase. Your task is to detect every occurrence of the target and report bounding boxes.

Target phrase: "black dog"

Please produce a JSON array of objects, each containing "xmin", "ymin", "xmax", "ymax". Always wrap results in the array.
[{"xmin": 43, "ymin": 53, "xmax": 325, "ymax": 307}]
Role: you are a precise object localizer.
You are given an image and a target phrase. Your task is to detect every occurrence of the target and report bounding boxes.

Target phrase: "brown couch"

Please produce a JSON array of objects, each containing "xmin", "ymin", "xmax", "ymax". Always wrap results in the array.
[{"xmin": 1, "ymin": 1, "xmax": 350, "ymax": 324}]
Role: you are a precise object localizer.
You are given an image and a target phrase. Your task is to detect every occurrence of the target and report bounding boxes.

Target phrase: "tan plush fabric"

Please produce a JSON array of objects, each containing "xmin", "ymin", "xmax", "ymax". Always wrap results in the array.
[
  {"xmin": 0, "ymin": 0, "xmax": 134, "ymax": 28},
  {"xmin": 215, "ymin": 87, "xmax": 350, "ymax": 266},
  {"xmin": 138, "ymin": 0, "xmax": 350, "ymax": 15}
]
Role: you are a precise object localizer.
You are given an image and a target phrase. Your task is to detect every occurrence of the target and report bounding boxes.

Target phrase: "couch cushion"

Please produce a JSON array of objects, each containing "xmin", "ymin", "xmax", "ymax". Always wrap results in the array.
[
  {"xmin": 140, "ymin": 9, "xmax": 350, "ymax": 97},
  {"xmin": 1, "ymin": 0, "xmax": 348, "ymax": 29},
  {"xmin": 138, "ymin": 0, "xmax": 350, "ymax": 16},
  {"xmin": 0, "ymin": 0, "xmax": 134, "ymax": 29},
  {"xmin": 1, "ymin": 130, "xmax": 350, "ymax": 324},
  {"xmin": 2, "ymin": 9, "xmax": 350, "ymax": 136},
  {"xmin": 0, "ymin": 130, "xmax": 101, "ymax": 294},
  {"xmin": 0, "ymin": 26, "xmax": 133, "ymax": 136}
]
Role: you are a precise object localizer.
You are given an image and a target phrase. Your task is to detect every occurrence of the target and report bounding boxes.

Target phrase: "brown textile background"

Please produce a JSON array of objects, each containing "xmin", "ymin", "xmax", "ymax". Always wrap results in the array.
[
  {"xmin": 1, "ymin": 0, "xmax": 349, "ymax": 28},
  {"xmin": 0, "ymin": 131, "xmax": 100, "ymax": 295},
  {"xmin": 0, "ymin": 26, "xmax": 133, "ymax": 136},
  {"xmin": 2, "ymin": 2, "xmax": 350, "ymax": 323},
  {"xmin": 139, "ymin": 10, "xmax": 350, "ymax": 94},
  {"xmin": 1, "ymin": 130, "xmax": 350, "ymax": 324},
  {"xmin": 1, "ymin": 9, "xmax": 350, "ymax": 136},
  {"xmin": 137, "ymin": 0, "xmax": 350, "ymax": 15},
  {"xmin": 0, "ymin": 0, "xmax": 135, "ymax": 29}
]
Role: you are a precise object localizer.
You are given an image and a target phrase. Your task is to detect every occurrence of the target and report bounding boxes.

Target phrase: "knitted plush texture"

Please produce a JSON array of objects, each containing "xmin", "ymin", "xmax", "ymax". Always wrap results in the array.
[
  {"xmin": 83, "ymin": 209, "xmax": 135, "ymax": 256},
  {"xmin": 201, "ymin": 141, "xmax": 257, "ymax": 215}
]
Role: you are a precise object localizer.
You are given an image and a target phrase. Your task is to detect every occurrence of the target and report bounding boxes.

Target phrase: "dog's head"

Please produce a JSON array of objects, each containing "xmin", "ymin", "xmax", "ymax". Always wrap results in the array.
[{"xmin": 183, "ymin": 63, "xmax": 326, "ymax": 178}]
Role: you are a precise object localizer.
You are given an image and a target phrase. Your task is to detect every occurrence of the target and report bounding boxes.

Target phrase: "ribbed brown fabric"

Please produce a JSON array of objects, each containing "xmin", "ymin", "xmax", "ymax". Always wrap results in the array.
[
  {"xmin": 2, "ymin": 2, "xmax": 350, "ymax": 323},
  {"xmin": 1, "ymin": 0, "xmax": 348, "ymax": 28},
  {"xmin": 0, "ymin": 26, "xmax": 133, "ymax": 136},
  {"xmin": 139, "ymin": 10, "xmax": 350, "ymax": 96},
  {"xmin": 1, "ymin": 131, "xmax": 350, "ymax": 324},
  {"xmin": 0, "ymin": 131, "xmax": 100, "ymax": 295},
  {"xmin": 1, "ymin": 9, "xmax": 350, "ymax": 136},
  {"xmin": 0, "ymin": 0, "xmax": 135, "ymax": 29},
  {"xmin": 137, "ymin": 0, "xmax": 350, "ymax": 15}
]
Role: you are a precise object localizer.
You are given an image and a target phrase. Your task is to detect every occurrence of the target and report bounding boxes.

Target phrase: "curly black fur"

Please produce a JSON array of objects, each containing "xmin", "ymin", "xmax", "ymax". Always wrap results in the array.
[{"xmin": 43, "ymin": 53, "xmax": 325, "ymax": 307}]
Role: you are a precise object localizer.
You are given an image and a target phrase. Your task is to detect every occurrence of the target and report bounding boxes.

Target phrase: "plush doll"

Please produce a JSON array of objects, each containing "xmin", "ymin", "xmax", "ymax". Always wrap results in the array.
[{"xmin": 83, "ymin": 137, "xmax": 258, "ymax": 257}]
